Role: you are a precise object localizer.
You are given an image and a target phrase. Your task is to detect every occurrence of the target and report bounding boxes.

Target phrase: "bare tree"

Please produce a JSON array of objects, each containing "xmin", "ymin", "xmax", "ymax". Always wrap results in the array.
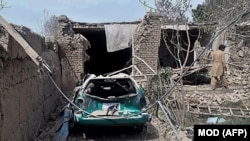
[
  {"xmin": 0, "ymin": 0, "xmax": 9, "ymax": 10},
  {"xmin": 36, "ymin": 10, "xmax": 58, "ymax": 37},
  {"xmin": 154, "ymin": 0, "xmax": 195, "ymax": 128},
  {"xmin": 139, "ymin": 0, "xmax": 250, "ymax": 140},
  {"xmin": 43, "ymin": 15, "xmax": 58, "ymax": 37},
  {"xmin": 139, "ymin": 1, "xmax": 250, "ymax": 140},
  {"xmin": 156, "ymin": 0, "xmax": 190, "ymax": 23},
  {"xmin": 139, "ymin": 0, "xmax": 195, "ymax": 130}
]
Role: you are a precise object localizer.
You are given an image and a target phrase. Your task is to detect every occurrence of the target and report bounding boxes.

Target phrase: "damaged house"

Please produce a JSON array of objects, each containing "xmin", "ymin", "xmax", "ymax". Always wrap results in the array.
[
  {"xmin": 56, "ymin": 12, "xmax": 212, "ymax": 91},
  {"xmin": 1, "ymin": 10, "xmax": 249, "ymax": 141}
]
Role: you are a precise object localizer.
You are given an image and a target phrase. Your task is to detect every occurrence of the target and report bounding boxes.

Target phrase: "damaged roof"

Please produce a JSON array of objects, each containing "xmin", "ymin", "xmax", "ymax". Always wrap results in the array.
[{"xmin": 72, "ymin": 21, "xmax": 141, "ymax": 29}]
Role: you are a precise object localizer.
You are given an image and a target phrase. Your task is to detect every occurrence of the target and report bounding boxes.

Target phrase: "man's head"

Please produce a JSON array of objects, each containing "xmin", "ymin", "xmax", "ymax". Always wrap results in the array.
[{"xmin": 219, "ymin": 44, "xmax": 226, "ymax": 51}]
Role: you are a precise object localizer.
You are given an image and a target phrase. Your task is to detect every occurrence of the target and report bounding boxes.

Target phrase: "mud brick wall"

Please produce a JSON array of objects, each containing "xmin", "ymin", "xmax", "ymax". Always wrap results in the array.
[
  {"xmin": 57, "ymin": 15, "xmax": 90, "ymax": 92},
  {"xmin": 133, "ymin": 12, "xmax": 162, "ymax": 74},
  {"xmin": 0, "ymin": 26, "xmax": 61, "ymax": 141}
]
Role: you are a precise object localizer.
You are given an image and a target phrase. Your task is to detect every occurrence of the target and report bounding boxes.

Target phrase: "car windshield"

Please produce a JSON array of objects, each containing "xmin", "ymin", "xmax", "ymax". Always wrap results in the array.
[{"xmin": 84, "ymin": 78, "xmax": 137, "ymax": 99}]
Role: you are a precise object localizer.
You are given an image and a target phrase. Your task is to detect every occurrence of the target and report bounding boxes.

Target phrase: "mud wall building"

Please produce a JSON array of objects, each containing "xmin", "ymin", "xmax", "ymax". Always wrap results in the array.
[
  {"xmin": 133, "ymin": 12, "xmax": 162, "ymax": 75},
  {"xmin": 0, "ymin": 26, "xmax": 61, "ymax": 141},
  {"xmin": 0, "ymin": 12, "xmax": 164, "ymax": 140},
  {"xmin": 56, "ymin": 12, "xmax": 163, "ymax": 88},
  {"xmin": 0, "ymin": 11, "xmax": 222, "ymax": 141},
  {"xmin": 56, "ymin": 15, "xmax": 90, "ymax": 92},
  {"xmin": 56, "ymin": 12, "xmax": 208, "ymax": 87}
]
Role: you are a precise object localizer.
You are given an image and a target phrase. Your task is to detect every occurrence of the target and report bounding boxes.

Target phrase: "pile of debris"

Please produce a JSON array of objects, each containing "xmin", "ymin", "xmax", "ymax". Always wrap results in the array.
[
  {"xmin": 35, "ymin": 92, "xmax": 73, "ymax": 141},
  {"xmin": 227, "ymin": 67, "xmax": 250, "ymax": 85},
  {"xmin": 184, "ymin": 85, "xmax": 250, "ymax": 106}
]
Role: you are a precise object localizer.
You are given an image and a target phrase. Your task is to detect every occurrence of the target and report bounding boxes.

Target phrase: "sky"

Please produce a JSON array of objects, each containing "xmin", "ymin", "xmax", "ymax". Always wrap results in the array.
[{"xmin": 0, "ymin": 0, "xmax": 204, "ymax": 33}]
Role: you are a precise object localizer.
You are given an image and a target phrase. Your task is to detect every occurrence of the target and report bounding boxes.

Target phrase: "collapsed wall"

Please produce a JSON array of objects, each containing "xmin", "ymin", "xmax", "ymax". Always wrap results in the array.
[
  {"xmin": 226, "ymin": 42, "xmax": 250, "ymax": 86},
  {"xmin": 133, "ymin": 12, "xmax": 162, "ymax": 75},
  {"xmin": 195, "ymin": 28, "xmax": 250, "ymax": 86},
  {"xmin": 53, "ymin": 13, "xmax": 162, "ymax": 82},
  {"xmin": 56, "ymin": 15, "xmax": 90, "ymax": 92},
  {"xmin": 0, "ymin": 25, "xmax": 61, "ymax": 141}
]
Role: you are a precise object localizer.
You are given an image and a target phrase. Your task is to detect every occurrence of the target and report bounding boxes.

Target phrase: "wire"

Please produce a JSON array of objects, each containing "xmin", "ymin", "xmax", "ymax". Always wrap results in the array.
[
  {"xmin": 46, "ymin": 72, "xmax": 90, "ymax": 113},
  {"xmin": 135, "ymin": 7, "xmax": 250, "ymax": 114},
  {"xmin": 46, "ymin": 71, "xmax": 148, "ymax": 120},
  {"xmin": 46, "ymin": 71, "xmax": 128, "ymax": 120}
]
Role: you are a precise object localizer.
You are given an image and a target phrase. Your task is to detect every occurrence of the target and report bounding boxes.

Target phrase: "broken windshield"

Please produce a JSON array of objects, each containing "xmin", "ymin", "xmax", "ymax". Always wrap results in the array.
[{"xmin": 84, "ymin": 78, "xmax": 137, "ymax": 99}]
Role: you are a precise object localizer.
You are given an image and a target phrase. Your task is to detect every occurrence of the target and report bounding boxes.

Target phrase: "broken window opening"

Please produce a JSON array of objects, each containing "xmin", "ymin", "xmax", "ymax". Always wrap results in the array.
[
  {"xmin": 84, "ymin": 78, "xmax": 137, "ymax": 99},
  {"xmin": 73, "ymin": 28, "xmax": 132, "ymax": 76},
  {"xmin": 158, "ymin": 29, "xmax": 199, "ymax": 68},
  {"xmin": 159, "ymin": 29, "xmax": 210, "ymax": 85}
]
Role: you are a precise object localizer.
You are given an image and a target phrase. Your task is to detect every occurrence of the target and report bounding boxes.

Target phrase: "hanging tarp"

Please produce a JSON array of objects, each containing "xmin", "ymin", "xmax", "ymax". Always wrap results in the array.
[{"xmin": 104, "ymin": 24, "xmax": 138, "ymax": 52}]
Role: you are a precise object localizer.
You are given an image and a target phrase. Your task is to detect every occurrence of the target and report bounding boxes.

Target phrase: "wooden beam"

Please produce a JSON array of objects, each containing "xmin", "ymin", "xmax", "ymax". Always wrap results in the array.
[{"xmin": 0, "ymin": 16, "xmax": 40, "ymax": 66}]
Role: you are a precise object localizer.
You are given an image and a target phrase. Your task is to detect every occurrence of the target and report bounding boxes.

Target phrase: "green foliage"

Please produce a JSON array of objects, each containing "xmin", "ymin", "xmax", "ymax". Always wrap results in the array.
[{"xmin": 144, "ymin": 67, "xmax": 173, "ymax": 101}]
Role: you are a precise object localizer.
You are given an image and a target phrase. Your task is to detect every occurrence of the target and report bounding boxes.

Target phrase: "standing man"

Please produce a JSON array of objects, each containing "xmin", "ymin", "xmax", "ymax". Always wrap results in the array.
[{"xmin": 210, "ymin": 44, "xmax": 228, "ymax": 90}]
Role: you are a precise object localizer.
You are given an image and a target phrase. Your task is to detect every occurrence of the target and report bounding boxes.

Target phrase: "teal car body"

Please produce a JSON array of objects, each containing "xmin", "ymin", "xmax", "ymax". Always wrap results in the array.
[{"xmin": 71, "ymin": 73, "xmax": 150, "ymax": 131}]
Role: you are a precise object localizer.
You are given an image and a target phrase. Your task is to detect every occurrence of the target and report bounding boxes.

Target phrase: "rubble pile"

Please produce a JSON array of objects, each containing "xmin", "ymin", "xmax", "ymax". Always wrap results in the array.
[
  {"xmin": 180, "ymin": 61, "xmax": 250, "ymax": 106},
  {"xmin": 227, "ymin": 42, "xmax": 250, "ymax": 85},
  {"xmin": 227, "ymin": 67, "xmax": 250, "ymax": 86},
  {"xmin": 35, "ymin": 91, "xmax": 72, "ymax": 141},
  {"xmin": 184, "ymin": 86, "xmax": 250, "ymax": 106}
]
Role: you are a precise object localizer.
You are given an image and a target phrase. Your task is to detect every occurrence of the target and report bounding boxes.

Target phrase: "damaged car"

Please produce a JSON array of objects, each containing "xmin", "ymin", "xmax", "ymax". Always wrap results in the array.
[{"xmin": 69, "ymin": 73, "xmax": 150, "ymax": 132}]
